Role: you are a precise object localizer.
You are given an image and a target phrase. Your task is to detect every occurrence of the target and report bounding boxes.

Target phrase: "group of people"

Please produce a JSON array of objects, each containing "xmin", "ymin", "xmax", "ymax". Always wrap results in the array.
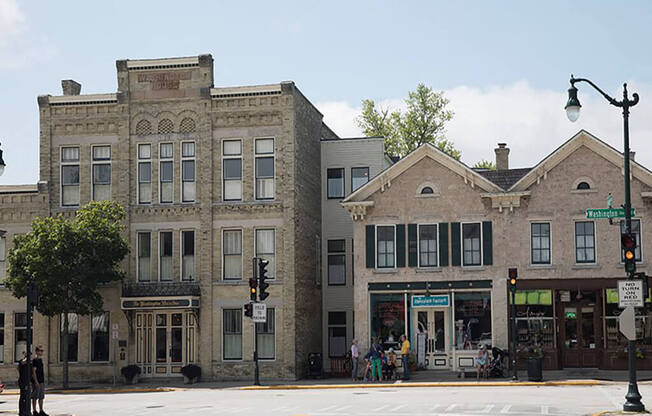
[
  {"xmin": 350, "ymin": 334, "xmax": 411, "ymax": 382},
  {"xmin": 17, "ymin": 346, "xmax": 49, "ymax": 416}
]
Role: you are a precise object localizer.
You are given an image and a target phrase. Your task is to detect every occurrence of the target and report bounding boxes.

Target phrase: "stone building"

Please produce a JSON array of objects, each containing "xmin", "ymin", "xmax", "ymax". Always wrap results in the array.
[
  {"xmin": 342, "ymin": 130, "xmax": 652, "ymax": 371},
  {"xmin": 0, "ymin": 54, "xmax": 329, "ymax": 383}
]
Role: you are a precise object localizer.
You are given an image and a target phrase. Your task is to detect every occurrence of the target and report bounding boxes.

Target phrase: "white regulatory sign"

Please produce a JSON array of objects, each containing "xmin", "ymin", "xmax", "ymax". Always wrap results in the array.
[
  {"xmin": 618, "ymin": 279, "xmax": 644, "ymax": 308},
  {"xmin": 253, "ymin": 303, "xmax": 267, "ymax": 323}
]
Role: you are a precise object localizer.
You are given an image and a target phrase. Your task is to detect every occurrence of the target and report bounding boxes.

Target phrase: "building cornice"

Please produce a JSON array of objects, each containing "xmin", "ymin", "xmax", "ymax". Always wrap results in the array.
[
  {"xmin": 341, "ymin": 201, "xmax": 374, "ymax": 221},
  {"xmin": 480, "ymin": 191, "xmax": 531, "ymax": 213}
]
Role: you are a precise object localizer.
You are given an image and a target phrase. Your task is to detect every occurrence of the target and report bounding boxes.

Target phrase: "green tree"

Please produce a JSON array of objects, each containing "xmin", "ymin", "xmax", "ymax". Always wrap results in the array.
[
  {"xmin": 357, "ymin": 83, "xmax": 458, "ymax": 159},
  {"xmin": 6, "ymin": 201, "xmax": 129, "ymax": 388},
  {"xmin": 473, "ymin": 159, "xmax": 496, "ymax": 170}
]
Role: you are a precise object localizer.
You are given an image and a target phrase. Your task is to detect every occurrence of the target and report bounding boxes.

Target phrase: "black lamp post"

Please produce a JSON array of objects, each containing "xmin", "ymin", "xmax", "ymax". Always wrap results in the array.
[{"xmin": 565, "ymin": 75, "xmax": 643, "ymax": 412}]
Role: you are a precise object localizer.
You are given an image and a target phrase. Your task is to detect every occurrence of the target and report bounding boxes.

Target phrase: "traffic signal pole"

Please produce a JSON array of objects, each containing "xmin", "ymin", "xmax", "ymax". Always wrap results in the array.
[
  {"xmin": 252, "ymin": 257, "xmax": 260, "ymax": 386},
  {"xmin": 511, "ymin": 288, "xmax": 517, "ymax": 380}
]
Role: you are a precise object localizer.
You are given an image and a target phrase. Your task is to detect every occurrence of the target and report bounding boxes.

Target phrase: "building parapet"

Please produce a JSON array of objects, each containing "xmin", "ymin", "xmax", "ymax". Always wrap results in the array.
[{"xmin": 210, "ymin": 84, "xmax": 282, "ymax": 99}]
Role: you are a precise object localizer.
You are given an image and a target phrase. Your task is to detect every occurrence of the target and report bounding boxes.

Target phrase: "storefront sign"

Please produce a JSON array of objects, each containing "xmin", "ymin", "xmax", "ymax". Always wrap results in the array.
[
  {"xmin": 121, "ymin": 297, "xmax": 200, "ymax": 310},
  {"xmin": 412, "ymin": 295, "xmax": 450, "ymax": 308},
  {"xmin": 618, "ymin": 280, "xmax": 644, "ymax": 308}
]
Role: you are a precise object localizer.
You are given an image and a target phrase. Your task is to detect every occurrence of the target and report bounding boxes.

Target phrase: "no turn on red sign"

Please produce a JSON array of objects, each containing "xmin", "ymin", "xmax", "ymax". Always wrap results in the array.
[{"xmin": 618, "ymin": 280, "xmax": 644, "ymax": 308}]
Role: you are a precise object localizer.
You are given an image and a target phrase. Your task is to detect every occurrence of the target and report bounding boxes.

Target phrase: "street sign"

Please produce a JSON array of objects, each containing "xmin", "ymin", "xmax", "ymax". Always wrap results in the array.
[
  {"xmin": 253, "ymin": 303, "xmax": 267, "ymax": 323},
  {"xmin": 618, "ymin": 280, "xmax": 644, "ymax": 308},
  {"xmin": 586, "ymin": 208, "xmax": 635, "ymax": 219},
  {"xmin": 619, "ymin": 306, "xmax": 637, "ymax": 341}
]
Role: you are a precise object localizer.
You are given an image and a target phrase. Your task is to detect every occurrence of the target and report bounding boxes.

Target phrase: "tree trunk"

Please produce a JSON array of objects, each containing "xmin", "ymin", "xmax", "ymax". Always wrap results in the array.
[{"xmin": 62, "ymin": 312, "xmax": 69, "ymax": 389}]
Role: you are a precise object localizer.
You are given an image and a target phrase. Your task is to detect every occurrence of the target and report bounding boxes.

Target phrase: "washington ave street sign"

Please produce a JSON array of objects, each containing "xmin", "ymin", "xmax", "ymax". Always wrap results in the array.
[{"xmin": 586, "ymin": 208, "xmax": 635, "ymax": 219}]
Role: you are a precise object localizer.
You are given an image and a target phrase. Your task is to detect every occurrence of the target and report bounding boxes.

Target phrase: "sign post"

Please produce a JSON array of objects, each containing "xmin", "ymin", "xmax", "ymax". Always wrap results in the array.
[{"xmin": 112, "ymin": 323, "xmax": 119, "ymax": 386}]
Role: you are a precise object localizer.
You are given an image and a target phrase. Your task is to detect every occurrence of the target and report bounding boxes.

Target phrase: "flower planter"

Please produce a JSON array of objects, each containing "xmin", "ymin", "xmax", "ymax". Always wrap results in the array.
[{"xmin": 527, "ymin": 357, "xmax": 543, "ymax": 382}]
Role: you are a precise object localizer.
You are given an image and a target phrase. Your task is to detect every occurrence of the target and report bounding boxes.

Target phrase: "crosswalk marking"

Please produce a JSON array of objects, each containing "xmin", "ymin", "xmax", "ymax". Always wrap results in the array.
[
  {"xmin": 317, "ymin": 404, "xmax": 339, "ymax": 412},
  {"xmin": 372, "ymin": 404, "xmax": 390, "ymax": 411},
  {"xmin": 431, "ymin": 404, "xmax": 441, "ymax": 411},
  {"xmin": 480, "ymin": 404, "xmax": 495, "ymax": 413},
  {"xmin": 334, "ymin": 405, "xmax": 351, "ymax": 411},
  {"xmin": 391, "ymin": 404, "xmax": 407, "ymax": 411},
  {"xmin": 541, "ymin": 405, "xmax": 550, "ymax": 414},
  {"xmin": 500, "ymin": 404, "xmax": 512, "ymax": 413},
  {"xmin": 445, "ymin": 403, "xmax": 458, "ymax": 411}
]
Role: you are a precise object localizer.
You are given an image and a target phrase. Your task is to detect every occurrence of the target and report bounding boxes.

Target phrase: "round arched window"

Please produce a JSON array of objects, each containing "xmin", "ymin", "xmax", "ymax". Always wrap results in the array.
[
  {"xmin": 577, "ymin": 181, "xmax": 591, "ymax": 190},
  {"xmin": 421, "ymin": 186, "xmax": 434, "ymax": 195}
]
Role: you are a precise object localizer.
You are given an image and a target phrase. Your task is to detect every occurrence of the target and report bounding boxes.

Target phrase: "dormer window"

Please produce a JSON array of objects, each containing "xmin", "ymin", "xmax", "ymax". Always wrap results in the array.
[
  {"xmin": 577, "ymin": 182, "xmax": 591, "ymax": 190},
  {"xmin": 421, "ymin": 186, "xmax": 434, "ymax": 195}
]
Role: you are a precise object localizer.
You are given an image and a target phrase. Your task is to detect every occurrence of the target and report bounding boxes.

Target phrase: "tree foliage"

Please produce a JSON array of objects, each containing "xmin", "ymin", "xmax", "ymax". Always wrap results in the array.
[
  {"xmin": 473, "ymin": 159, "xmax": 496, "ymax": 170},
  {"xmin": 6, "ymin": 200, "xmax": 129, "ymax": 387},
  {"xmin": 357, "ymin": 83, "xmax": 458, "ymax": 159}
]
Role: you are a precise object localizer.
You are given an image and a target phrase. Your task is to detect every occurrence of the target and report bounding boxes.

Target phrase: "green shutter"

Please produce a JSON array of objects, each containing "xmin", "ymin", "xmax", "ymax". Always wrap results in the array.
[
  {"xmin": 482, "ymin": 221, "xmax": 493, "ymax": 266},
  {"xmin": 439, "ymin": 222, "xmax": 449, "ymax": 267},
  {"xmin": 408, "ymin": 224, "xmax": 418, "ymax": 267},
  {"xmin": 365, "ymin": 225, "xmax": 375, "ymax": 268},
  {"xmin": 396, "ymin": 224, "xmax": 406, "ymax": 267},
  {"xmin": 451, "ymin": 222, "xmax": 461, "ymax": 266}
]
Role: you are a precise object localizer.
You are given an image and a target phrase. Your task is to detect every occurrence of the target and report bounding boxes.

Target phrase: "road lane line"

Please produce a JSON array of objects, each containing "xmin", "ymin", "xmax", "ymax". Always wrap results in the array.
[
  {"xmin": 335, "ymin": 405, "xmax": 351, "ymax": 411},
  {"xmin": 318, "ymin": 404, "xmax": 340, "ymax": 411},
  {"xmin": 391, "ymin": 404, "xmax": 407, "ymax": 411},
  {"xmin": 372, "ymin": 404, "xmax": 390, "ymax": 411},
  {"xmin": 500, "ymin": 404, "xmax": 512, "ymax": 413},
  {"xmin": 480, "ymin": 404, "xmax": 494, "ymax": 413}
]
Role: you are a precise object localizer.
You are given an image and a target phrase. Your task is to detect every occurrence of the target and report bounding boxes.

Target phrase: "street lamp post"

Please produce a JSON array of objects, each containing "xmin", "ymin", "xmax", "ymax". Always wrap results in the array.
[{"xmin": 565, "ymin": 75, "xmax": 643, "ymax": 412}]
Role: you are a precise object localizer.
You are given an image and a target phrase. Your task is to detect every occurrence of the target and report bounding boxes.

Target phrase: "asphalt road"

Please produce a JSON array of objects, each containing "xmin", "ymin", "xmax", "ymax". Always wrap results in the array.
[{"xmin": 1, "ymin": 383, "xmax": 650, "ymax": 416}]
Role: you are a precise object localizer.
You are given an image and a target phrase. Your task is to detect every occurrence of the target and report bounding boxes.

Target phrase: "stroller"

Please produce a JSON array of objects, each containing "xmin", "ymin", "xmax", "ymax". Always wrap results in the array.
[{"xmin": 487, "ymin": 347, "xmax": 508, "ymax": 378}]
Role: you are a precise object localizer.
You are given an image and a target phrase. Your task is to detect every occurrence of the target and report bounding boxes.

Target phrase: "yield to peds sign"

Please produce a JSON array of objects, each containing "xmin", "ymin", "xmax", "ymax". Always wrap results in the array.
[{"xmin": 618, "ymin": 280, "xmax": 644, "ymax": 308}]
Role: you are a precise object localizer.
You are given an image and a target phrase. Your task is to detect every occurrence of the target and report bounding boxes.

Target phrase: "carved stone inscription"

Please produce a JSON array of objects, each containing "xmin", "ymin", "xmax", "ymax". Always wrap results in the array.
[{"xmin": 137, "ymin": 71, "xmax": 191, "ymax": 90}]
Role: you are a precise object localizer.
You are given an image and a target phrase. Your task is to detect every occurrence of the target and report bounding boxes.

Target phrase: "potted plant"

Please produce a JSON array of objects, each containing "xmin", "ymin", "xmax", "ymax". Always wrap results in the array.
[
  {"xmin": 181, "ymin": 364, "xmax": 201, "ymax": 384},
  {"xmin": 121, "ymin": 364, "xmax": 141, "ymax": 385}
]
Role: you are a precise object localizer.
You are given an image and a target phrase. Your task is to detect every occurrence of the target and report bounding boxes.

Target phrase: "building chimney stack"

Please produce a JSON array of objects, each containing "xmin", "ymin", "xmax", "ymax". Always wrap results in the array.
[
  {"xmin": 61, "ymin": 80, "xmax": 81, "ymax": 96},
  {"xmin": 495, "ymin": 142, "xmax": 509, "ymax": 171}
]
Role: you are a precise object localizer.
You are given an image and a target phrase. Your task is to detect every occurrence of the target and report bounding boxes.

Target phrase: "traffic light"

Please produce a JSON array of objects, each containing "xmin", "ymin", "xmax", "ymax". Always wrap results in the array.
[
  {"xmin": 244, "ymin": 302, "xmax": 253, "ymax": 318},
  {"xmin": 258, "ymin": 259, "xmax": 270, "ymax": 301},
  {"xmin": 622, "ymin": 233, "xmax": 637, "ymax": 274},
  {"xmin": 508, "ymin": 268, "xmax": 518, "ymax": 291},
  {"xmin": 249, "ymin": 278, "xmax": 258, "ymax": 302}
]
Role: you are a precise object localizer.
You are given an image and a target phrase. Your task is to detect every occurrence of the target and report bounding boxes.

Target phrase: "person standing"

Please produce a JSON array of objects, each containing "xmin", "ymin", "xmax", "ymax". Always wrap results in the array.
[
  {"xmin": 350, "ymin": 340, "xmax": 359, "ymax": 381},
  {"xmin": 368, "ymin": 338, "xmax": 382, "ymax": 382},
  {"xmin": 400, "ymin": 334, "xmax": 411, "ymax": 380},
  {"xmin": 31, "ymin": 346, "xmax": 48, "ymax": 416},
  {"xmin": 17, "ymin": 351, "xmax": 31, "ymax": 416}
]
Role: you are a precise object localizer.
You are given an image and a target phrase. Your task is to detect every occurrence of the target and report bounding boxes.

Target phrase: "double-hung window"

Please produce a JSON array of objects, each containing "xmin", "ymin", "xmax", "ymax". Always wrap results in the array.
[
  {"xmin": 159, "ymin": 143, "xmax": 173, "ymax": 203},
  {"xmin": 138, "ymin": 144, "xmax": 152, "ymax": 204},
  {"xmin": 351, "ymin": 167, "xmax": 369, "ymax": 192},
  {"xmin": 181, "ymin": 142, "xmax": 196, "ymax": 203},
  {"xmin": 327, "ymin": 240, "xmax": 346, "ymax": 285},
  {"xmin": 255, "ymin": 138, "xmax": 274, "ymax": 200},
  {"xmin": 91, "ymin": 312, "xmax": 110, "ymax": 362},
  {"xmin": 256, "ymin": 229, "xmax": 275, "ymax": 279},
  {"xmin": 223, "ymin": 309, "xmax": 242, "ymax": 360},
  {"xmin": 575, "ymin": 221, "xmax": 595, "ymax": 263},
  {"xmin": 0, "ymin": 313, "xmax": 4, "ymax": 363},
  {"xmin": 61, "ymin": 147, "xmax": 80, "ymax": 206},
  {"xmin": 223, "ymin": 230, "xmax": 242, "ymax": 280},
  {"xmin": 0, "ymin": 235, "xmax": 5, "ymax": 284},
  {"xmin": 91, "ymin": 146, "xmax": 111, "ymax": 201},
  {"xmin": 159, "ymin": 231, "xmax": 173, "ymax": 281},
  {"xmin": 531, "ymin": 223, "xmax": 551, "ymax": 264},
  {"xmin": 419, "ymin": 224, "xmax": 438, "ymax": 267},
  {"xmin": 60, "ymin": 313, "xmax": 79, "ymax": 362},
  {"xmin": 181, "ymin": 230, "xmax": 195, "ymax": 281},
  {"xmin": 137, "ymin": 232, "xmax": 151, "ymax": 282},
  {"xmin": 462, "ymin": 223, "xmax": 481, "ymax": 266},
  {"xmin": 328, "ymin": 312, "xmax": 347, "ymax": 358},
  {"xmin": 14, "ymin": 313, "xmax": 26, "ymax": 362},
  {"xmin": 620, "ymin": 219, "xmax": 642, "ymax": 261},
  {"xmin": 256, "ymin": 308, "xmax": 275, "ymax": 360},
  {"xmin": 223, "ymin": 140, "xmax": 242, "ymax": 201},
  {"xmin": 376, "ymin": 226, "xmax": 395, "ymax": 268},
  {"xmin": 327, "ymin": 168, "xmax": 344, "ymax": 199}
]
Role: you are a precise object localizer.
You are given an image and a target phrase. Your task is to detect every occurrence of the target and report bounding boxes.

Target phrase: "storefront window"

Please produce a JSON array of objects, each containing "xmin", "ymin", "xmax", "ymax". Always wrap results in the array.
[
  {"xmin": 454, "ymin": 292, "xmax": 491, "ymax": 350},
  {"xmin": 370, "ymin": 294, "xmax": 405, "ymax": 350},
  {"xmin": 512, "ymin": 290, "xmax": 554, "ymax": 348},
  {"xmin": 605, "ymin": 288, "xmax": 652, "ymax": 348}
]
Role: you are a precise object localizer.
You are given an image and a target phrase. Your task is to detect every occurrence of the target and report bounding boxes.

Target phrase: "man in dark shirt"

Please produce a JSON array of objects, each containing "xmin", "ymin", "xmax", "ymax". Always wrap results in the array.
[
  {"xmin": 17, "ymin": 351, "xmax": 31, "ymax": 416},
  {"xmin": 31, "ymin": 346, "xmax": 47, "ymax": 416}
]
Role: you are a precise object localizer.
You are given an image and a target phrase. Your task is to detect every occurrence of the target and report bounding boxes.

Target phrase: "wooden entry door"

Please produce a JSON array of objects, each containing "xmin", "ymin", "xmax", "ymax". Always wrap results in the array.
[{"xmin": 562, "ymin": 306, "xmax": 599, "ymax": 367}]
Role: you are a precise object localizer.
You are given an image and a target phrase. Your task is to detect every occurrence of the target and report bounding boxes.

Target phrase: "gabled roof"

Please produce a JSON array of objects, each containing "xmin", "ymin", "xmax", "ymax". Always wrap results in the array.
[
  {"xmin": 477, "ymin": 168, "xmax": 532, "ymax": 190},
  {"xmin": 510, "ymin": 129, "xmax": 652, "ymax": 192},
  {"xmin": 342, "ymin": 142, "xmax": 503, "ymax": 203}
]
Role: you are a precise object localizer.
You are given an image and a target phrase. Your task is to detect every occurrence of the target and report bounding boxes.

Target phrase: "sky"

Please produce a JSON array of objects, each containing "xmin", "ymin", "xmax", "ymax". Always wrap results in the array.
[{"xmin": 2, "ymin": 0, "xmax": 652, "ymax": 184}]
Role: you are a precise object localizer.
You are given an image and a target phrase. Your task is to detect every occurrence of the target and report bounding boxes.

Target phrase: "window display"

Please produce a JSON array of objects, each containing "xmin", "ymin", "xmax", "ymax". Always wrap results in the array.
[
  {"xmin": 512, "ymin": 290, "xmax": 554, "ymax": 348},
  {"xmin": 370, "ymin": 294, "xmax": 405, "ymax": 350},
  {"xmin": 454, "ymin": 292, "xmax": 491, "ymax": 350}
]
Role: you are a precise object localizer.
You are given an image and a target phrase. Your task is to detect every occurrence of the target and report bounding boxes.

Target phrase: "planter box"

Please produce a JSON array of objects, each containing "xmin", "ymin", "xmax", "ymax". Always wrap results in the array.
[{"xmin": 527, "ymin": 357, "xmax": 543, "ymax": 382}]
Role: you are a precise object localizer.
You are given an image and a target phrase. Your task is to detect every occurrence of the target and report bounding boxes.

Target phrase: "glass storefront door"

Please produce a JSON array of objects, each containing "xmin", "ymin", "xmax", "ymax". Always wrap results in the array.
[
  {"xmin": 414, "ymin": 308, "xmax": 449, "ymax": 369},
  {"xmin": 562, "ymin": 306, "xmax": 598, "ymax": 367},
  {"xmin": 136, "ymin": 311, "xmax": 197, "ymax": 376}
]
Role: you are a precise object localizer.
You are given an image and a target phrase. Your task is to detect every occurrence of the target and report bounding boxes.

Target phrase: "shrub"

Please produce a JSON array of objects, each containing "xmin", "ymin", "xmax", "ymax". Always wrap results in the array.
[
  {"xmin": 181, "ymin": 364, "xmax": 201, "ymax": 380},
  {"xmin": 120, "ymin": 365, "xmax": 141, "ymax": 380}
]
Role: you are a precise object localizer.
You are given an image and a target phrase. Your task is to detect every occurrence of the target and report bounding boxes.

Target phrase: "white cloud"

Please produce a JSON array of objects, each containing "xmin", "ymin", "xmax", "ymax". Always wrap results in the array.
[
  {"xmin": 0, "ymin": 0, "xmax": 23, "ymax": 43},
  {"xmin": 317, "ymin": 80, "xmax": 652, "ymax": 169},
  {"xmin": 0, "ymin": 0, "xmax": 56, "ymax": 69}
]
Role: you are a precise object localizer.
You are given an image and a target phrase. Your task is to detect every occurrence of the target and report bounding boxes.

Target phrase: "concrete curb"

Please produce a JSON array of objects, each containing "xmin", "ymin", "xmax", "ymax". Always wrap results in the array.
[
  {"xmin": 237, "ymin": 379, "xmax": 602, "ymax": 390},
  {"xmin": 0, "ymin": 387, "xmax": 177, "ymax": 396}
]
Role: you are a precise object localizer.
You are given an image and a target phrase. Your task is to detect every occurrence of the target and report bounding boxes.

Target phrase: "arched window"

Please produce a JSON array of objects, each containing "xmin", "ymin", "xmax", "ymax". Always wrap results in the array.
[
  {"xmin": 577, "ymin": 181, "xmax": 591, "ymax": 190},
  {"xmin": 421, "ymin": 186, "xmax": 434, "ymax": 195},
  {"xmin": 135, "ymin": 120, "xmax": 152, "ymax": 135},
  {"xmin": 158, "ymin": 119, "xmax": 174, "ymax": 134},
  {"xmin": 179, "ymin": 118, "xmax": 196, "ymax": 133}
]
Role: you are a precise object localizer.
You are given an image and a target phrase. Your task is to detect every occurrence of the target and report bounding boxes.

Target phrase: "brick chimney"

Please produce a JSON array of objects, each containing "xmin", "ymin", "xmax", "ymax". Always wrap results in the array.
[
  {"xmin": 61, "ymin": 79, "xmax": 81, "ymax": 96},
  {"xmin": 495, "ymin": 143, "xmax": 509, "ymax": 171}
]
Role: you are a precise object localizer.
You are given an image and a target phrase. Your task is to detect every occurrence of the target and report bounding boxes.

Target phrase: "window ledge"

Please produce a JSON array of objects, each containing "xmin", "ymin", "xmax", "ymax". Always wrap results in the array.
[
  {"xmin": 373, "ymin": 268, "xmax": 397, "ymax": 274},
  {"xmin": 527, "ymin": 264, "xmax": 556, "ymax": 270},
  {"xmin": 572, "ymin": 263, "xmax": 601, "ymax": 270},
  {"xmin": 571, "ymin": 189, "xmax": 598, "ymax": 194},
  {"xmin": 461, "ymin": 266, "xmax": 485, "ymax": 272},
  {"xmin": 416, "ymin": 267, "xmax": 442, "ymax": 273},
  {"xmin": 213, "ymin": 200, "xmax": 281, "ymax": 207},
  {"xmin": 214, "ymin": 279, "xmax": 282, "ymax": 285}
]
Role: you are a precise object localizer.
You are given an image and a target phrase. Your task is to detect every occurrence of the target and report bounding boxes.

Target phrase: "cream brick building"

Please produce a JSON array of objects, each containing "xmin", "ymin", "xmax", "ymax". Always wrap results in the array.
[
  {"xmin": 343, "ymin": 131, "xmax": 652, "ymax": 372},
  {"xmin": 0, "ymin": 54, "xmax": 332, "ymax": 383}
]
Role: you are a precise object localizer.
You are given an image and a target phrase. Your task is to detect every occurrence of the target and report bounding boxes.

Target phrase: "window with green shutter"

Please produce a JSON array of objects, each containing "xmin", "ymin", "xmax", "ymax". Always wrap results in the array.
[
  {"xmin": 365, "ymin": 225, "xmax": 375, "ymax": 268},
  {"xmin": 439, "ymin": 223, "xmax": 449, "ymax": 266},
  {"xmin": 451, "ymin": 222, "xmax": 461, "ymax": 266}
]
